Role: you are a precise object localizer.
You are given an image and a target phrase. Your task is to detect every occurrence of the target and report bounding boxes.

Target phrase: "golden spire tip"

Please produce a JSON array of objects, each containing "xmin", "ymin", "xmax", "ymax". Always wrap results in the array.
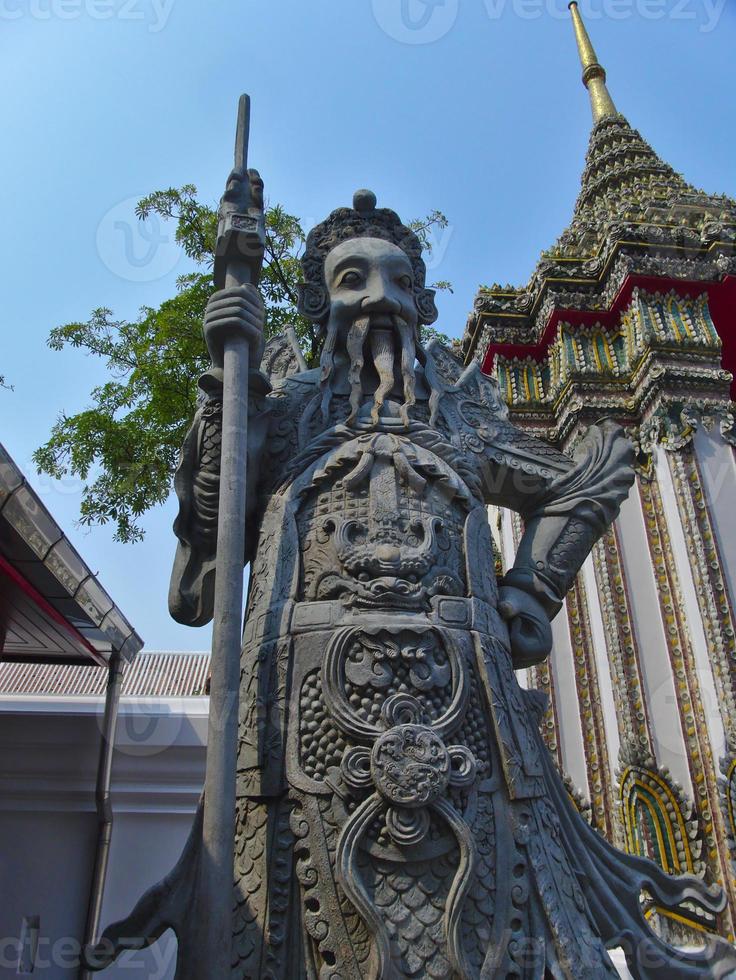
[{"xmin": 568, "ymin": 1, "xmax": 618, "ymax": 124}]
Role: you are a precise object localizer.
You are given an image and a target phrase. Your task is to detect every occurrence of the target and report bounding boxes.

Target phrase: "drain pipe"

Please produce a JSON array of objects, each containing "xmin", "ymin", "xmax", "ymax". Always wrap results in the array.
[{"xmin": 79, "ymin": 651, "xmax": 124, "ymax": 979}]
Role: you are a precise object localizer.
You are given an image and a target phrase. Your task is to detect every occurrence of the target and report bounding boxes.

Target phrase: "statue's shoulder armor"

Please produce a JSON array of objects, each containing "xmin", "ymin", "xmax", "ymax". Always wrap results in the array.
[
  {"xmin": 427, "ymin": 343, "xmax": 570, "ymax": 478},
  {"xmin": 424, "ymin": 338, "xmax": 465, "ymax": 385},
  {"xmin": 424, "ymin": 340, "xmax": 512, "ymax": 431},
  {"xmin": 256, "ymin": 369, "xmax": 317, "ymax": 480},
  {"xmin": 268, "ymin": 367, "xmax": 320, "ymax": 401},
  {"xmin": 428, "ymin": 342, "xmax": 507, "ymax": 451},
  {"xmin": 260, "ymin": 332, "xmax": 305, "ymax": 383},
  {"xmin": 258, "ymin": 331, "xmax": 318, "ymax": 411}
]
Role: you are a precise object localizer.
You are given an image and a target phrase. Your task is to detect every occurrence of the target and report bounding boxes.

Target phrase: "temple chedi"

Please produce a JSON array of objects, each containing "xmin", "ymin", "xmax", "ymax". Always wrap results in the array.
[{"xmin": 463, "ymin": 2, "xmax": 736, "ymax": 944}]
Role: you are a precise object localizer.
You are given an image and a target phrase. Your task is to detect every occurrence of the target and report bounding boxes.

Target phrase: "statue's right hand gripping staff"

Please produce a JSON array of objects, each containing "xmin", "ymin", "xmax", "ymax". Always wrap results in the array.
[{"xmin": 204, "ymin": 96, "xmax": 267, "ymax": 381}]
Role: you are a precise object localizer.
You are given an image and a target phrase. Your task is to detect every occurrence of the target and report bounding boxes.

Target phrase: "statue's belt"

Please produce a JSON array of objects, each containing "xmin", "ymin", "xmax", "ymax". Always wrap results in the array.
[{"xmin": 242, "ymin": 595, "xmax": 510, "ymax": 652}]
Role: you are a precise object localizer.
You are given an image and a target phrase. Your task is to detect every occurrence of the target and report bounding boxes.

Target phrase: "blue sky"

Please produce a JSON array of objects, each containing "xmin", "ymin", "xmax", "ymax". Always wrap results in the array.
[{"xmin": 1, "ymin": 0, "xmax": 734, "ymax": 652}]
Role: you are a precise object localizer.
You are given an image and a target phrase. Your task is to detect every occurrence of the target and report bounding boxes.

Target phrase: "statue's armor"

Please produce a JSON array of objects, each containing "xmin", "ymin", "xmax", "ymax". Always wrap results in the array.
[
  {"xmin": 89, "ymin": 193, "xmax": 736, "ymax": 976},
  {"xmin": 150, "ymin": 343, "xmax": 733, "ymax": 980},
  {"xmin": 227, "ymin": 357, "xmax": 618, "ymax": 979}
]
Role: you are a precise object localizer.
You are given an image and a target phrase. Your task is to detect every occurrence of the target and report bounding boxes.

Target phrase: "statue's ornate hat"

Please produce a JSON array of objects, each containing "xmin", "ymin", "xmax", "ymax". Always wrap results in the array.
[{"xmin": 298, "ymin": 189, "xmax": 438, "ymax": 325}]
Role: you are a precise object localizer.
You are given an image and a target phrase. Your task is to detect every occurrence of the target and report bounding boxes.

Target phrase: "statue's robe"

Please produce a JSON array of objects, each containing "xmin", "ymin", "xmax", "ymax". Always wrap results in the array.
[{"xmin": 167, "ymin": 343, "xmax": 732, "ymax": 980}]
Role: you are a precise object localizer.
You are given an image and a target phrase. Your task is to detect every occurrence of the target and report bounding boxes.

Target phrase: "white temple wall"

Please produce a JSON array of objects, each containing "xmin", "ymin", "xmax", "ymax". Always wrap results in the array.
[
  {"xmin": 0, "ymin": 696, "xmax": 206, "ymax": 980},
  {"xmin": 548, "ymin": 597, "xmax": 588, "ymax": 795},
  {"xmin": 613, "ymin": 486, "xmax": 693, "ymax": 794},
  {"xmin": 493, "ymin": 505, "xmax": 532, "ymax": 691},
  {"xmin": 580, "ymin": 555, "xmax": 621, "ymax": 787},
  {"xmin": 492, "ymin": 506, "xmax": 593, "ymax": 796},
  {"xmin": 693, "ymin": 425, "xmax": 736, "ymax": 610},
  {"xmin": 494, "ymin": 505, "xmax": 517, "ymax": 577},
  {"xmin": 654, "ymin": 445, "xmax": 727, "ymax": 765}
]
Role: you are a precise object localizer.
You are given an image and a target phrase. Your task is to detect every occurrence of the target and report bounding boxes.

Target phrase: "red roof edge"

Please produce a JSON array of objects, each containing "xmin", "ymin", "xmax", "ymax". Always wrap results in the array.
[
  {"xmin": 481, "ymin": 274, "xmax": 736, "ymax": 399},
  {"xmin": 0, "ymin": 555, "xmax": 107, "ymax": 667}
]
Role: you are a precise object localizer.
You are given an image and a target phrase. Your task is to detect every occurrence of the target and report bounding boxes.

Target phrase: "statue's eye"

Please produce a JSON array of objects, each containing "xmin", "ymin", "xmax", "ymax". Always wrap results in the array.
[
  {"xmin": 398, "ymin": 275, "xmax": 413, "ymax": 290},
  {"xmin": 339, "ymin": 271, "xmax": 362, "ymax": 287}
]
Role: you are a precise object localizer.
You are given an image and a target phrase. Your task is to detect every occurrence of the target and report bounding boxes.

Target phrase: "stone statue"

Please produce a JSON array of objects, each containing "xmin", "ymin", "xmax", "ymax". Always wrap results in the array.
[{"xmin": 88, "ymin": 190, "xmax": 736, "ymax": 979}]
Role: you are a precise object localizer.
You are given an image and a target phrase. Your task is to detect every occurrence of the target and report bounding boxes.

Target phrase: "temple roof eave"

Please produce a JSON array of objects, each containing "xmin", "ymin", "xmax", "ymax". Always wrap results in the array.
[{"xmin": 464, "ymin": 229, "xmax": 736, "ymax": 364}]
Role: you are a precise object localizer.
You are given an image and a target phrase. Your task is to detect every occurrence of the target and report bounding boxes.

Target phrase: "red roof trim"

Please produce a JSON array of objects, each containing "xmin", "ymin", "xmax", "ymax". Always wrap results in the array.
[
  {"xmin": 0, "ymin": 555, "xmax": 107, "ymax": 667},
  {"xmin": 481, "ymin": 274, "xmax": 736, "ymax": 398}
]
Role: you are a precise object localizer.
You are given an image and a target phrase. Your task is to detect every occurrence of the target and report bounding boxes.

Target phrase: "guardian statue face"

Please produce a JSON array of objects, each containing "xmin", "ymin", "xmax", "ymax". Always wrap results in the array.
[
  {"xmin": 323, "ymin": 237, "xmax": 419, "ymax": 338},
  {"xmin": 322, "ymin": 237, "xmax": 421, "ymax": 424},
  {"xmin": 296, "ymin": 190, "xmax": 439, "ymax": 425}
]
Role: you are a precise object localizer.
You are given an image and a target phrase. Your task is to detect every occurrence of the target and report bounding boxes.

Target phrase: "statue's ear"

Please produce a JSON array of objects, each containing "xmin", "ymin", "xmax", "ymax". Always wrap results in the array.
[
  {"xmin": 416, "ymin": 288, "xmax": 439, "ymax": 326},
  {"xmin": 297, "ymin": 282, "xmax": 330, "ymax": 323}
]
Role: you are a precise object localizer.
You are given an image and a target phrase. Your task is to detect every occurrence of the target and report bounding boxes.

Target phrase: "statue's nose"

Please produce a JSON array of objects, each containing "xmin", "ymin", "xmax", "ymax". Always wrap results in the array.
[{"xmin": 361, "ymin": 276, "xmax": 401, "ymax": 315}]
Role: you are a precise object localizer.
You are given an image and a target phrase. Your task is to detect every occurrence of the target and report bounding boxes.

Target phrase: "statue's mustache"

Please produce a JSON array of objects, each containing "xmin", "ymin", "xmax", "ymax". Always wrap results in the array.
[
  {"xmin": 300, "ymin": 311, "xmax": 439, "ymax": 446},
  {"xmin": 346, "ymin": 314, "xmax": 417, "ymax": 426},
  {"xmin": 368, "ymin": 324, "xmax": 397, "ymax": 425},
  {"xmin": 346, "ymin": 316, "xmax": 371, "ymax": 424}
]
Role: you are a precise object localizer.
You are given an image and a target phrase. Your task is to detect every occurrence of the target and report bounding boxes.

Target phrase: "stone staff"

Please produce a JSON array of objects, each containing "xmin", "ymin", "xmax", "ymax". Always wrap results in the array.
[{"xmin": 202, "ymin": 93, "xmax": 265, "ymax": 977}]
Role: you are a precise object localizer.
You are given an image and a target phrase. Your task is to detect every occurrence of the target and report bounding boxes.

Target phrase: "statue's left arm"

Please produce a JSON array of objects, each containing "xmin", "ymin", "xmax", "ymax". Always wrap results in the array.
[
  {"xmin": 440, "ymin": 358, "xmax": 635, "ymax": 666},
  {"xmin": 493, "ymin": 420, "xmax": 635, "ymax": 665},
  {"xmin": 485, "ymin": 421, "xmax": 635, "ymax": 668}
]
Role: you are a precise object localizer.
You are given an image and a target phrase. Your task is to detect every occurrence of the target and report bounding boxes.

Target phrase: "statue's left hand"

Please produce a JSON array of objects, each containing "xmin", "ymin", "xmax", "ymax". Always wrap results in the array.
[{"xmin": 498, "ymin": 585, "xmax": 553, "ymax": 669}]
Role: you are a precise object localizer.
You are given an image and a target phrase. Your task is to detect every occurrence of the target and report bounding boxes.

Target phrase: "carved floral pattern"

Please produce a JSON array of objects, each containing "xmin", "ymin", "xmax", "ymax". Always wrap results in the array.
[{"xmin": 311, "ymin": 621, "xmax": 480, "ymax": 978}]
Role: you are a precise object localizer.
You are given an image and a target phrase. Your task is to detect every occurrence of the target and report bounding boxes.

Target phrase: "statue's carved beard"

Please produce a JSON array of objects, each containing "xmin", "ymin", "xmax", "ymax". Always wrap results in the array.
[{"xmin": 319, "ymin": 314, "xmax": 418, "ymax": 427}]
